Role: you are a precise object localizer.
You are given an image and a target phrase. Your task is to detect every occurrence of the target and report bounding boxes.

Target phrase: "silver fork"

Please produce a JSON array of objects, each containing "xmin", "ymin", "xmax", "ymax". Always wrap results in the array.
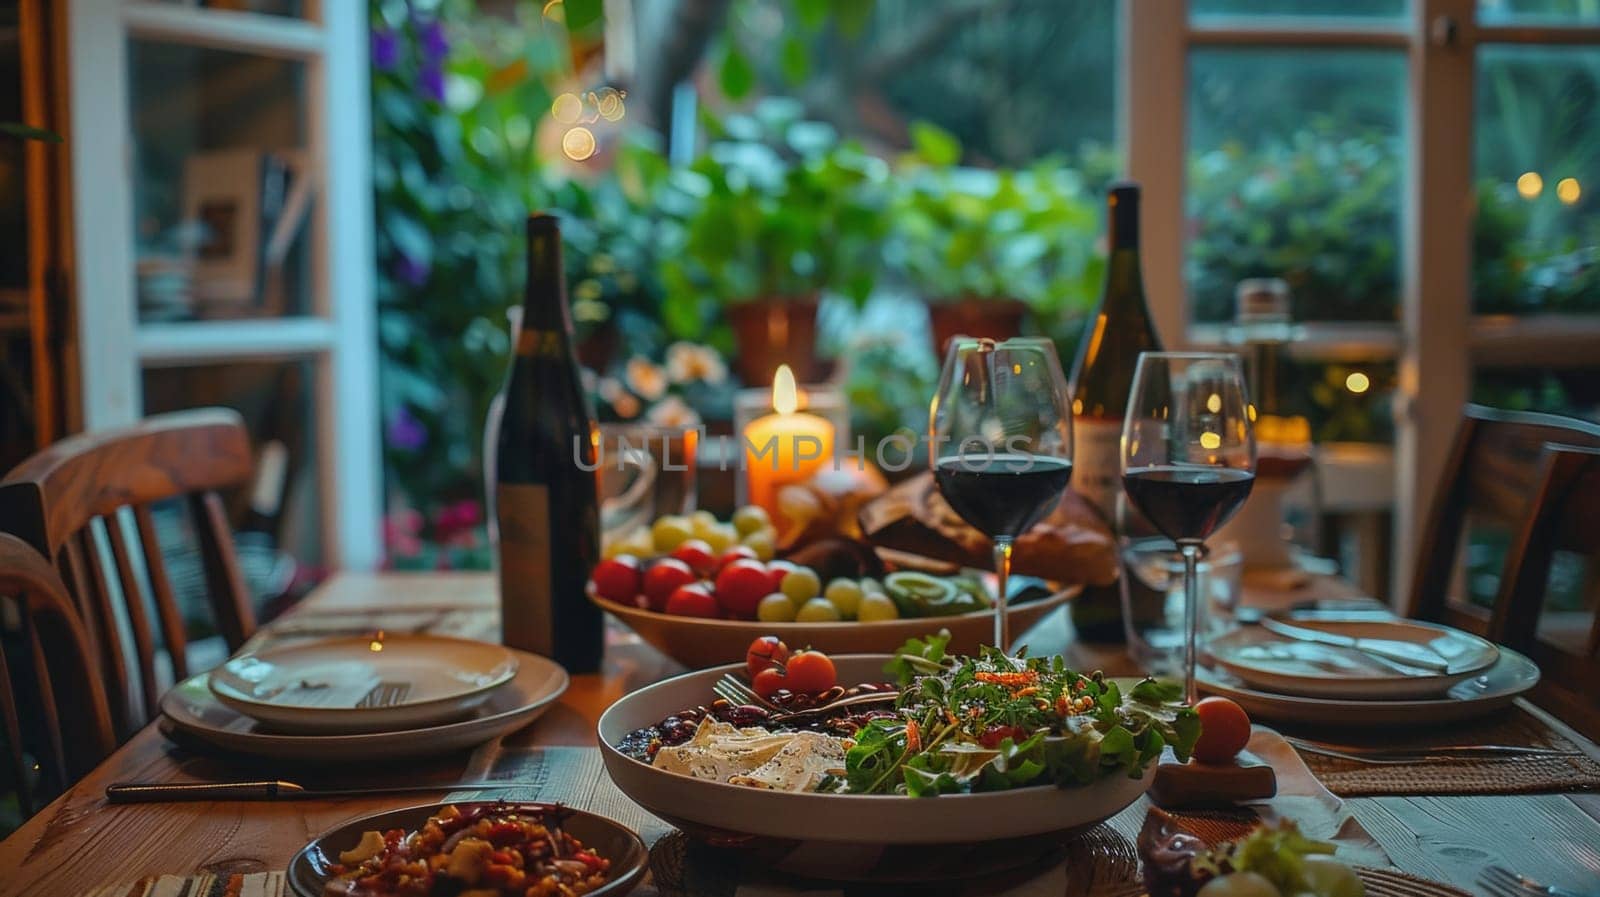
[
  {"xmin": 712, "ymin": 674, "xmax": 896, "ymax": 720},
  {"xmin": 712, "ymin": 674, "xmax": 774, "ymax": 709},
  {"xmin": 1480, "ymin": 864, "xmax": 1599, "ymax": 897},
  {"xmin": 356, "ymin": 681, "xmax": 412, "ymax": 709}
]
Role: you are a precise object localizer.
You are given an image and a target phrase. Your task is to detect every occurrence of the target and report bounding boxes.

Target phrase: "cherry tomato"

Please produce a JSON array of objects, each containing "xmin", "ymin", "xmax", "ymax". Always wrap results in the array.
[
  {"xmin": 764, "ymin": 560, "xmax": 798, "ymax": 594},
  {"xmin": 714, "ymin": 546, "xmax": 759, "ymax": 575},
  {"xmin": 642, "ymin": 558, "xmax": 697, "ymax": 612},
  {"xmin": 590, "ymin": 555, "xmax": 642, "ymax": 605},
  {"xmin": 670, "ymin": 539, "xmax": 717, "ymax": 576},
  {"xmin": 783, "ymin": 649, "xmax": 837, "ymax": 695},
  {"xmin": 714, "ymin": 558, "xmax": 772, "ymax": 619},
  {"xmin": 664, "ymin": 582, "xmax": 720, "ymax": 618},
  {"xmin": 1192, "ymin": 696, "xmax": 1252, "ymax": 764},
  {"xmin": 752, "ymin": 666, "xmax": 787, "ymax": 700},
  {"xmin": 745, "ymin": 635, "xmax": 790, "ymax": 678}
]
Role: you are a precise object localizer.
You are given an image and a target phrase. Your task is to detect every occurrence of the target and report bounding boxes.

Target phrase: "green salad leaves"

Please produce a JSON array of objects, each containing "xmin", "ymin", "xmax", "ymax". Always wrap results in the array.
[{"xmin": 843, "ymin": 633, "xmax": 1200, "ymax": 797}]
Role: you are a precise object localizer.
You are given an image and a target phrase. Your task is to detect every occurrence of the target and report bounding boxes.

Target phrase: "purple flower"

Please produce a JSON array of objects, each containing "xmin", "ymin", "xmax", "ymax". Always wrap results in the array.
[
  {"xmin": 418, "ymin": 63, "xmax": 445, "ymax": 104},
  {"xmin": 419, "ymin": 19, "xmax": 450, "ymax": 63},
  {"xmin": 387, "ymin": 406, "xmax": 428, "ymax": 453},
  {"xmin": 371, "ymin": 28, "xmax": 400, "ymax": 71},
  {"xmin": 393, "ymin": 252, "xmax": 430, "ymax": 287}
]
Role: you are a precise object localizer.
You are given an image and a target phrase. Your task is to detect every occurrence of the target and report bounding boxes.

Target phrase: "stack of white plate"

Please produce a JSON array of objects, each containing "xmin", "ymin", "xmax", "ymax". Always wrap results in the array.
[
  {"xmin": 159, "ymin": 634, "xmax": 568, "ymax": 760},
  {"xmin": 1200, "ymin": 615, "xmax": 1540, "ymax": 727}
]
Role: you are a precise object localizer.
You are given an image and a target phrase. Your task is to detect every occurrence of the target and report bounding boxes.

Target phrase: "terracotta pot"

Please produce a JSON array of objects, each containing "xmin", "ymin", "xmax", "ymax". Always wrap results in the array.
[
  {"xmin": 725, "ymin": 296, "xmax": 822, "ymax": 385},
  {"xmin": 926, "ymin": 297, "xmax": 1030, "ymax": 355}
]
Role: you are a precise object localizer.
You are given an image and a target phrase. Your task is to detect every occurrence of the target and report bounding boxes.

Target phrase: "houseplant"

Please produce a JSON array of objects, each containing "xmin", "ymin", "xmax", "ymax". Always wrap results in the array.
[
  {"xmin": 889, "ymin": 123, "xmax": 1103, "ymax": 354},
  {"xmin": 657, "ymin": 103, "xmax": 888, "ymax": 385}
]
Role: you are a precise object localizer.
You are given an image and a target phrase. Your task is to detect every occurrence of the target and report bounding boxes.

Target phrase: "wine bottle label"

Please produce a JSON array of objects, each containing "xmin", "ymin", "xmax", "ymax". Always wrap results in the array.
[
  {"xmin": 496, "ymin": 483, "xmax": 555, "ymax": 655},
  {"xmin": 1072, "ymin": 416, "xmax": 1124, "ymax": 523}
]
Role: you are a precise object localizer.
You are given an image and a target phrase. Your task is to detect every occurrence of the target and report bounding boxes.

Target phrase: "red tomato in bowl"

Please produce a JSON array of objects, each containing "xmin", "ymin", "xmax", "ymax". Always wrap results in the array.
[
  {"xmin": 642, "ymin": 559, "xmax": 696, "ymax": 612},
  {"xmin": 664, "ymin": 582, "xmax": 720, "ymax": 618},
  {"xmin": 746, "ymin": 636, "xmax": 789, "ymax": 678},
  {"xmin": 715, "ymin": 559, "xmax": 772, "ymax": 619},
  {"xmin": 715, "ymin": 546, "xmax": 759, "ymax": 575},
  {"xmin": 783, "ymin": 649, "xmax": 837, "ymax": 695},
  {"xmin": 670, "ymin": 539, "xmax": 717, "ymax": 576},
  {"xmin": 1192, "ymin": 697, "xmax": 1252, "ymax": 764},
  {"xmin": 752, "ymin": 667, "xmax": 787, "ymax": 700},
  {"xmin": 590, "ymin": 555, "xmax": 642, "ymax": 604}
]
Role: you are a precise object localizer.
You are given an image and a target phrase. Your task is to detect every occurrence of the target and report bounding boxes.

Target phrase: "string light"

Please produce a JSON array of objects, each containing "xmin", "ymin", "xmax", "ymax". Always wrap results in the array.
[{"xmin": 1517, "ymin": 171, "xmax": 1543, "ymax": 199}]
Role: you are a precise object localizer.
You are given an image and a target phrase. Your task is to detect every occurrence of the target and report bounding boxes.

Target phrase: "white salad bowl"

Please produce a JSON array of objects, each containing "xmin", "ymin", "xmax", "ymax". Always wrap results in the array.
[{"xmin": 597, "ymin": 655, "xmax": 1155, "ymax": 856}]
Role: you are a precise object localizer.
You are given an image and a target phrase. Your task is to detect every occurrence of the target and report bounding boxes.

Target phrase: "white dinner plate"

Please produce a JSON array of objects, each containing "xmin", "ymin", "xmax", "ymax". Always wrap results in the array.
[
  {"xmin": 161, "ymin": 648, "xmax": 566, "ymax": 760},
  {"xmin": 1208, "ymin": 618, "xmax": 1500, "ymax": 699},
  {"xmin": 1197, "ymin": 645, "xmax": 1539, "ymax": 728},
  {"xmin": 597, "ymin": 656, "xmax": 1155, "ymax": 856},
  {"xmin": 208, "ymin": 635, "xmax": 519, "ymax": 733}
]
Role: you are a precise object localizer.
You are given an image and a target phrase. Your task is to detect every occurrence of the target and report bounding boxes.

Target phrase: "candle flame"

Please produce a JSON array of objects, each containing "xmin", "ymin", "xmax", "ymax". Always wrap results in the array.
[{"xmin": 772, "ymin": 364, "xmax": 798, "ymax": 415}]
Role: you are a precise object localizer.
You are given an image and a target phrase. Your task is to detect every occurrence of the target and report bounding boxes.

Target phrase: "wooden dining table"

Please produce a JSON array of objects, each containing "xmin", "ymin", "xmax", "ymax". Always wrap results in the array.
[{"xmin": 2, "ymin": 570, "xmax": 1598, "ymax": 897}]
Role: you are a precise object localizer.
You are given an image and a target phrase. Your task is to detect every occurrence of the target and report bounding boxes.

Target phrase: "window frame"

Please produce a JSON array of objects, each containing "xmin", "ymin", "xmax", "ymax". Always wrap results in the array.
[
  {"xmin": 1124, "ymin": 0, "xmax": 1600, "ymax": 598},
  {"xmin": 66, "ymin": 0, "xmax": 381, "ymax": 569}
]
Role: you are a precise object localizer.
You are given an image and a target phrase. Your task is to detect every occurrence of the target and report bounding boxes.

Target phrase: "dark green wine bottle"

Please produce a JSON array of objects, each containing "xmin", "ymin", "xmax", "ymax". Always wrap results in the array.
[
  {"xmin": 495, "ymin": 213, "xmax": 604, "ymax": 673},
  {"xmin": 1068, "ymin": 182, "xmax": 1163, "ymax": 643}
]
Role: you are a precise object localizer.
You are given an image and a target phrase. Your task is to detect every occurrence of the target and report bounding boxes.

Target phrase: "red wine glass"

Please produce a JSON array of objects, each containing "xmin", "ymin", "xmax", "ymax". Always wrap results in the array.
[
  {"xmin": 1121, "ymin": 352, "xmax": 1256, "ymax": 701},
  {"xmin": 930, "ymin": 337, "xmax": 1074, "ymax": 653}
]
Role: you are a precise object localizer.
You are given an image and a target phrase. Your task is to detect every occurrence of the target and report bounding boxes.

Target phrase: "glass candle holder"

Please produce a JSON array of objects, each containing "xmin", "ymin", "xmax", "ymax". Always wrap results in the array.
[{"xmin": 732, "ymin": 380, "xmax": 850, "ymax": 511}]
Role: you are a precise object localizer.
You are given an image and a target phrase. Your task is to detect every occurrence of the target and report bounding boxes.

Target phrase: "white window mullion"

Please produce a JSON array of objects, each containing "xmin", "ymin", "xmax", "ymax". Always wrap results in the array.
[
  {"xmin": 318, "ymin": 0, "xmax": 382, "ymax": 570},
  {"xmin": 68, "ymin": 0, "xmax": 140, "ymax": 429},
  {"xmin": 1122, "ymin": 0, "xmax": 1190, "ymax": 350},
  {"xmin": 1395, "ymin": 0, "xmax": 1475, "ymax": 606}
]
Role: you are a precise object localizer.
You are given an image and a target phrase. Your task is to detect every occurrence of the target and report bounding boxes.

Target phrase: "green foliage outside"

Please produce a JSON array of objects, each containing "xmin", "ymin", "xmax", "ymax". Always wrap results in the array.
[{"xmin": 370, "ymin": 0, "xmax": 1598, "ymax": 564}]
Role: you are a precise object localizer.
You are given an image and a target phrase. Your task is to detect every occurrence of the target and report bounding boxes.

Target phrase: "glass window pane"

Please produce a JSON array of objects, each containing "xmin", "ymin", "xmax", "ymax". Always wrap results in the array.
[
  {"xmin": 138, "ymin": 0, "xmax": 306, "ymax": 17},
  {"xmin": 1188, "ymin": 49, "xmax": 1406, "ymax": 323},
  {"xmin": 143, "ymin": 360, "xmax": 322, "ymax": 576},
  {"xmin": 1473, "ymin": 46, "xmax": 1600, "ymax": 314},
  {"xmin": 1478, "ymin": 0, "xmax": 1600, "ymax": 24},
  {"xmin": 1192, "ymin": 0, "xmax": 1405, "ymax": 20},
  {"xmin": 129, "ymin": 41, "xmax": 311, "ymax": 322}
]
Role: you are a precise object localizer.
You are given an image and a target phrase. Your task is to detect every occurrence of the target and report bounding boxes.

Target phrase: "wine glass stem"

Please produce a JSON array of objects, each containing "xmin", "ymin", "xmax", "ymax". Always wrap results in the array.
[
  {"xmin": 1180, "ymin": 542, "xmax": 1203, "ymax": 704},
  {"xmin": 993, "ymin": 538, "xmax": 1013, "ymax": 654}
]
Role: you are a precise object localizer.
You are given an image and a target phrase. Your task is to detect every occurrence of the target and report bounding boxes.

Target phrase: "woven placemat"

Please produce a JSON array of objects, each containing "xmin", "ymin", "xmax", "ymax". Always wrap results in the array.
[{"xmin": 1297, "ymin": 706, "xmax": 1600, "ymax": 797}]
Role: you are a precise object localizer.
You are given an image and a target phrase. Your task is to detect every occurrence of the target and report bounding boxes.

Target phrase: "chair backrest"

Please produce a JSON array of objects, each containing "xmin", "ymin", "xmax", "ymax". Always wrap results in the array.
[
  {"xmin": 1496, "ymin": 442, "xmax": 1600, "ymax": 740},
  {"xmin": 1407, "ymin": 404, "xmax": 1600, "ymax": 639},
  {"xmin": 0, "ymin": 408, "xmax": 257, "ymax": 737},
  {"xmin": 0, "ymin": 533, "xmax": 116, "ymax": 817}
]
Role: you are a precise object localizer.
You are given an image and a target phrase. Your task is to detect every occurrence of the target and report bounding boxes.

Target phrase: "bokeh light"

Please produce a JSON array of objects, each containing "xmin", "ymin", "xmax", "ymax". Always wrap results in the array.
[
  {"xmin": 1557, "ymin": 177, "xmax": 1581, "ymax": 205},
  {"xmin": 551, "ymin": 92, "xmax": 582, "ymax": 125},
  {"xmin": 1516, "ymin": 171, "xmax": 1543, "ymax": 199},
  {"xmin": 562, "ymin": 126, "xmax": 597, "ymax": 161},
  {"xmin": 1345, "ymin": 371, "xmax": 1371, "ymax": 394}
]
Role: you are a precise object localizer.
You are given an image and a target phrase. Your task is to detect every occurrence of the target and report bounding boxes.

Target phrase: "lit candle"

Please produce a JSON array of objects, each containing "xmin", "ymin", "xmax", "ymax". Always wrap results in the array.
[{"xmin": 742, "ymin": 365, "xmax": 835, "ymax": 535}]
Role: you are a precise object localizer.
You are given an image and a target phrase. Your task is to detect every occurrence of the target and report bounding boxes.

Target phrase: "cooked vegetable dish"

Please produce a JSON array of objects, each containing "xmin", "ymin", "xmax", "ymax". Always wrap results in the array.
[{"xmin": 323, "ymin": 802, "xmax": 610, "ymax": 897}]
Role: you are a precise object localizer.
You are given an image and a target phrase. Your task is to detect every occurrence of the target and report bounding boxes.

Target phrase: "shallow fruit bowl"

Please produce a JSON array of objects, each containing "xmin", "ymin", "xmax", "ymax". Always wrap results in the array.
[
  {"xmin": 591, "ymin": 587, "xmax": 1074, "ymax": 670},
  {"xmin": 597, "ymin": 655, "xmax": 1153, "ymax": 853}
]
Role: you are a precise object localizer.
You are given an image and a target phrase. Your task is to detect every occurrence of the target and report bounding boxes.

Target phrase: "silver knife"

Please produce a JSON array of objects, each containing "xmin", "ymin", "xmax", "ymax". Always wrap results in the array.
[
  {"xmin": 106, "ymin": 780, "xmax": 546, "ymax": 803},
  {"xmin": 1260, "ymin": 616, "xmax": 1453, "ymax": 672}
]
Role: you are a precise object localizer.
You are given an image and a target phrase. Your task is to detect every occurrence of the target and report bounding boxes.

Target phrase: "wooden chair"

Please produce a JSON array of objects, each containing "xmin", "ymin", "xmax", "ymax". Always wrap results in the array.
[
  {"xmin": 0, "ymin": 534, "xmax": 115, "ymax": 816},
  {"xmin": 1495, "ymin": 443, "xmax": 1600, "ymax": 740},
  {"xmin": 1406, "ymin": 404, "xmax": 1600, "ymax": 640},
  {"xmin": 0, "ymin": 409, "xmax": 258, "ymax": 738}
]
